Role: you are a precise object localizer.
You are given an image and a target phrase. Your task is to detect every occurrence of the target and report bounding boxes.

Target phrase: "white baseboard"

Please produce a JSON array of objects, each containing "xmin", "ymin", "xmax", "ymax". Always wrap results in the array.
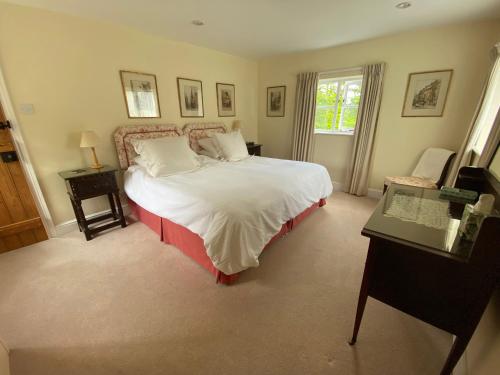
[
  {"xmin": 367, "ymin": 187, "xmax": 383, "ymax": 199},
  {"xmin": 55, "ymin": 204, "xmax": 130, "ymax": 237},
  {"xmin": 332, "ymin": 181, "xmax": 383, "ymax": 199},
  {"xmin": 332, "ymin": 181, "xmax": 343, "ymax": 192}
]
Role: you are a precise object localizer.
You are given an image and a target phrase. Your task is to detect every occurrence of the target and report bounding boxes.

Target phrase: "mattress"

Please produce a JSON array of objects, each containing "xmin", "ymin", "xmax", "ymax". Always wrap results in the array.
[{"xmin": 124, "ymin": 156, "xmax": 333, "ymax": 274}]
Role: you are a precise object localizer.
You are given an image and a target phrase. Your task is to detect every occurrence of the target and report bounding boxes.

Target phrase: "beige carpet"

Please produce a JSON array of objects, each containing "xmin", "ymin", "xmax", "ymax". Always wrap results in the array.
[{"xmin": 0, "ymin": 192, "xmax": 451, "ymax": 375}]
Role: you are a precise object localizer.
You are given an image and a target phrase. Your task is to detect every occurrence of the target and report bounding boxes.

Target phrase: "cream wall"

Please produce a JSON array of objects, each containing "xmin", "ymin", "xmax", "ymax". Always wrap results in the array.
[
  {"xmin": 258, "ymin": 21, "xmax": 500, "ymax": 190},
  {"xmin": 0, "ymin": 2, "xmax": 258, "ymax": 225}
]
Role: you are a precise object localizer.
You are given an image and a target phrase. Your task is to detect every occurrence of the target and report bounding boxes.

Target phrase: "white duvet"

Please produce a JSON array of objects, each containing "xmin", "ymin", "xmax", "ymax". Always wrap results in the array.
[{"xmin": 124, "ymin": 156, "xmax": 333, "ymax": 275}]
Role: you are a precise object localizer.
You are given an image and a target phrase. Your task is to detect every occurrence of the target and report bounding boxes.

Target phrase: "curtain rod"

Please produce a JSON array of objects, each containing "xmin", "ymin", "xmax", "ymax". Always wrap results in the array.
[{"xmin": 319, "ymin": 66, "xmax": 363, "ymax": 75}]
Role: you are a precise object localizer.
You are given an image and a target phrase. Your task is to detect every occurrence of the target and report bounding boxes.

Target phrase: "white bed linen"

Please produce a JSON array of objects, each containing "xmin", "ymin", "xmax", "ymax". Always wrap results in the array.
[{"xmin": 124, "ymin": 156, "xmax": 333, "ymax": 275}]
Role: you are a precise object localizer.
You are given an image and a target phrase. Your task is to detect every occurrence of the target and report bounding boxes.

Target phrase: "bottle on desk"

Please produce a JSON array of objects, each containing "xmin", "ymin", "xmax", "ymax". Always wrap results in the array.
[{"xmin": 458, "ymin": 194, "xmax": 495, "ymax": 241}]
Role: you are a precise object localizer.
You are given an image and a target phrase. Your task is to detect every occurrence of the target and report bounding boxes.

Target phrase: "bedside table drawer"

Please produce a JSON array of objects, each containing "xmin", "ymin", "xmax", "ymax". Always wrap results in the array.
[{"xmin": 69, "ymin": 173, "xmax": 118, "ymax": 199}]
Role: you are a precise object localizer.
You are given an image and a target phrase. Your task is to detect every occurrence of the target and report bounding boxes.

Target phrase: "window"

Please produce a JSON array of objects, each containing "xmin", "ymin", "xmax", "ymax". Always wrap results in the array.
[{"xmin": 314, "ymin": 75, "xmax": 363, "ymax": 135}]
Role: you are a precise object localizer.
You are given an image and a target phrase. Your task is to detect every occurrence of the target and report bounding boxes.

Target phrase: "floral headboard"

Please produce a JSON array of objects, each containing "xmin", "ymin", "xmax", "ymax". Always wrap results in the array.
[
  {"xmin": 113, "ymin": 124, "xmax": 181, "ymax": 169},
  {"xmin": 182, "ymin": 122, "xmax": 227, "ymax": 153}
]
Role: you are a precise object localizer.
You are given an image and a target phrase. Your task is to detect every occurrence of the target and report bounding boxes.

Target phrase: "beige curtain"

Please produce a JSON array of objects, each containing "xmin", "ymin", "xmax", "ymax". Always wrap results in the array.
[
  {"xmin": 292, "ymin": 72, "xmax": 319, "ymax": 161},
  {"xmin": 478, "ymin": 107, "xmax": 500, "ymax": 167},
  {"xmin": 445, "ymin": 44, "xmax": 500, "ymax": 185},
  {"xmin": 344, "ymin": 63, "xmax": 385, "ymax": 196}
]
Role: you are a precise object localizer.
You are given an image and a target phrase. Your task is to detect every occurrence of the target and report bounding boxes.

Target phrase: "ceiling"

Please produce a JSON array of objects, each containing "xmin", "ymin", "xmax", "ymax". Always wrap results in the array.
[{"xmin": 3, "ymin": 0, "xmax": 500, "ymax": 59}]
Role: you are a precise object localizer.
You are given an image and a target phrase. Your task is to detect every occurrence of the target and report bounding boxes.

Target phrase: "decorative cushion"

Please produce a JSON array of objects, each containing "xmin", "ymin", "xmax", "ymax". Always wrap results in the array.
[
  {"xmin": 214, "ymin": 131, "xmax": 249, "ymax": 161},
  {"xmin": 384, "ymin": 176, "xmax": 437, "ymax": 190},
  {"xmin": 198, "ymin": 137, "xmax": 224, "ymax": 159},
  {"xmin": 183, "ymin": 122, "xmax": 227, "ymax": 152},
  {"xmin": 132, "ymin": 136, "xmax": 200, "ymax": 177}
]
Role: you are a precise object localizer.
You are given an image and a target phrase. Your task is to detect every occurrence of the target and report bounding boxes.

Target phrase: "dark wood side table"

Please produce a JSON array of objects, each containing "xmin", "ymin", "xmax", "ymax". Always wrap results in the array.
[
  {"xmin": 349, "ymin": 176, "xmax": 499, "ymax": 375},
  {"xmin": 246, "ymin": 143, "xmax": 262, "ymax": 156},
  {"xmin": 59, "ymin": 166, "xmax": 126, "ymax": 240}
]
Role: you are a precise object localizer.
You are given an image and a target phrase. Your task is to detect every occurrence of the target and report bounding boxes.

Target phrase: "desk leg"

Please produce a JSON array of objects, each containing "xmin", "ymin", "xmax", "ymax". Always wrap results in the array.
[
  {"xmin": 440, "ymin": 334, "xmax": 473, "ymax": 375},
  {"xmin": 74, "ymin": 199, "xmax": 91, "ymax": 241},
  {"xmin": 349, "ymin": 241, "xmax": 376, "ymax": 345},
  {"xmin": 69, "ymin": 198, "xmax": 82, "ymax": 232},
  {"xmin": 108, "ymin": 193, "xmax": 118, "ymax": 219},
  {"xmin": 440, "ymin": 281, "xmax": 493, "ymax": 375},
  {"xmin": 114, "ymin": 191, "xmax": 127, "ymax": 228}
]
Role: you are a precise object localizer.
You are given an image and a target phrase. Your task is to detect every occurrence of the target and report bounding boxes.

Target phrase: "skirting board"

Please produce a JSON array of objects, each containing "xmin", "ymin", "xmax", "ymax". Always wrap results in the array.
[
  {"xmin": 332, "ymin": 181, "xmax": 383, "ymax": 199},
  {"xmin": 55, "ymin": 204, "xmax": 130, "ymax": 237}
]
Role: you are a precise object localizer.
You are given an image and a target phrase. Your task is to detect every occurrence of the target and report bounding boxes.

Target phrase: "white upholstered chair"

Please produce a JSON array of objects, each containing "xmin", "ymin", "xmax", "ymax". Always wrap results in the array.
[{"xmin": 384, "ymin": 148, "xmax": 456, "ymax": 193}]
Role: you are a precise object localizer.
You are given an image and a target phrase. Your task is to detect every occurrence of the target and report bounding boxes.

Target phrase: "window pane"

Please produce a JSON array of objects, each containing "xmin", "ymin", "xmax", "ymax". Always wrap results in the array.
[
  {"xmin": 315, "ymin": 75, "xmax": 363, "ymax": 133},
  {"xmin": 315, "ymin": 107, "xmax": 335, "ymax": 131},
  {"xmin": 344, "ymin": 81, "xmax": 362, "ymax": 105},
  {"xmin": 316, "ymin": 81, "xmax": 338, "ymax": 106},
  {"xmin": 340, "ymin": 107, "xmax": 358, "ymax": 131}
]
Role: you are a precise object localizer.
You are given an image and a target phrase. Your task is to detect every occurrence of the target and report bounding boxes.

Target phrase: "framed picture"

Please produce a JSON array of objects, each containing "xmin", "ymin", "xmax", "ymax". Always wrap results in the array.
[
  {"xmin": 216, "ymin": 83, "xmax": 236, "ymax": 117},
  {"xmin": 177, "ymin": 77, "xmax": 204, "ymax": 118},
  {"xmin": 120, "ymin": 70, "xmax": 161, "ymax": 118},
  {"xmin": 267, "ymin": 86, "xmax": 286, "ymax": 117},
  {"xmin": 402, "ymin": 70, "xmax": 453, "ymax": 117}
]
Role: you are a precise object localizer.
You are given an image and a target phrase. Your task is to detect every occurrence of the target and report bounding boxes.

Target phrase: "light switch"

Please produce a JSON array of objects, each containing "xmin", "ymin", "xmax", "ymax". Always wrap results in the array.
[{"xmin": 20, "ymin": 103, "xmax": 35, "ymax": 114}]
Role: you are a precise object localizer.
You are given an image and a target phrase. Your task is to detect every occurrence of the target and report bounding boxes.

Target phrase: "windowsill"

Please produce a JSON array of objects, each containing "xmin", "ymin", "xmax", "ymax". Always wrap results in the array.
[
  {"xmin": 471, "ymin": 147, "xmax": 482, "ymax": 157},
  {"xmin": 314, "ymin": 130, "xmax": 354, "ymax": 136}
]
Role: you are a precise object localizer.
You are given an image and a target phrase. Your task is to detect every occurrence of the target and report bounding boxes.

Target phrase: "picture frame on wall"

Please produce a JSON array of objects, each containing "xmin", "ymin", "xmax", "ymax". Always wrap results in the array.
[
  {"xmin": 120, "ymin": 70, "xmax": 161, "ymax": 118},
  {"xmin": 402, "ymin": 70, "xmax": 453, "ymax": 117},
  {"xmin": 216, "ymin": 83, "xmax": 236, "ymax": 117},
  {"xmin": 267, "ymin": 86, "xmax": 286, "ymax": 117},
  {"xmin": 177, "ymin": 77, "xmax": 204, "ymax": 118}
]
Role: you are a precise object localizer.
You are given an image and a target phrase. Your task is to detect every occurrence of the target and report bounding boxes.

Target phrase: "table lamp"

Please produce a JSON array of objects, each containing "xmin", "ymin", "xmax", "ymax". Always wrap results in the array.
[
  {"xmin": 80, "ymin": 130, "xmax": 102, "ymax": 169},
  {"xmin": 232, "ymin": 120, "xmax": 241, "ymax": 131}
]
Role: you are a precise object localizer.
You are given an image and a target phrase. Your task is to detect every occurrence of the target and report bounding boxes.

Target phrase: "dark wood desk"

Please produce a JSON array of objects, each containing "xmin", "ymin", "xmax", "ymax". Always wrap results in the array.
[{"xmin": 349, "ymin": 170, "xmax": 500, "ymax": 375}]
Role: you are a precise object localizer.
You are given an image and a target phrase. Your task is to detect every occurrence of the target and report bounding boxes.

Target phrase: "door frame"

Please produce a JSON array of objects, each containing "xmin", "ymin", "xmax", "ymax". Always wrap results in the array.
[{"xmin": 0, "ymin": 64, "xmax": 56, "ymax": 237}]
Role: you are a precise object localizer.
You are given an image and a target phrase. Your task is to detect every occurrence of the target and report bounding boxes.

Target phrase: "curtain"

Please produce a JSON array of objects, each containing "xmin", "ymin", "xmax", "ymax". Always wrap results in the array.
[
  {"xmin": 477, "ymin": 108, "xmax": 500, "ymax": 167},
  {"xmin": 344, "ymin": 63, "xmax": 385, "ymax": 196},
  {"xmin": 292, "ymin": 72, "xmax": 319, "ymax": 161},
  {"xmin": 445, "ymin": 44, "xmax": 500, "ymax": 185}
]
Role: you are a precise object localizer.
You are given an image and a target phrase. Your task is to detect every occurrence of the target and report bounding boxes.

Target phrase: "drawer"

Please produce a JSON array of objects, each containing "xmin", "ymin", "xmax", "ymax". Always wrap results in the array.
[{"xmin": 69, "ymin": 172, "xmax": 117, "ymax": 199}]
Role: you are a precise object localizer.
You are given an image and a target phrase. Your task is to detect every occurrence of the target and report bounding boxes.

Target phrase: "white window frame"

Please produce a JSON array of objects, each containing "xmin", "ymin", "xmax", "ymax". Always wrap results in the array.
[{"xmin": 314, "ymin": 74, "xmax": 363, "ymax": 136}]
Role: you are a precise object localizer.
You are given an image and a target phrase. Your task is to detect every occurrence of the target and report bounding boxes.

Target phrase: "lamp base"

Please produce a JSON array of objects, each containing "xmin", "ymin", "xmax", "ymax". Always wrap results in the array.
[{"xmin": 89, "ymin": 147, "xmax": 102, "ymax": 169}]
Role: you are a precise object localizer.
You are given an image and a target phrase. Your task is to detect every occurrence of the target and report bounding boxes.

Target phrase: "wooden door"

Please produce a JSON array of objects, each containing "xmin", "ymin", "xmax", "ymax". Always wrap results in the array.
[{"xmin": 0, "ymin": 101, "xmax": 48, "ymax": 253}]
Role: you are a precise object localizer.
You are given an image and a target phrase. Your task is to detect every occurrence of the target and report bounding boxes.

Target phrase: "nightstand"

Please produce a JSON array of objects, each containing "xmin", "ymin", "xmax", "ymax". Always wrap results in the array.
[
  {"xmin": 59, "ymin": 165, "xmax": 126, "ymax": 240},
  {"xmin": 246, "ymin": 143, "xmax": 262, "ymax": 156}
]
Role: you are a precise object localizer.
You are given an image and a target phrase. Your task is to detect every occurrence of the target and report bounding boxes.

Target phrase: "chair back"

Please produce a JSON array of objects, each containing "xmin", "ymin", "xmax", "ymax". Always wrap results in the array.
[{"xmin": 411, "ymin": 148, "xmax": 456, "ymax": 186}]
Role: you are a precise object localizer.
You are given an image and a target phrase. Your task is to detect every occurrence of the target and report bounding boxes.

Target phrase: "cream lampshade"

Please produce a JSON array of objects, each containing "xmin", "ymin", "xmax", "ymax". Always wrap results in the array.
[
  {"xmin": 80, "ymin": 130, "xmax": 102, "ymax": 169},
  {"xmin": 232, "ymin": 120, "xmax": 241, "ymax": 131}
]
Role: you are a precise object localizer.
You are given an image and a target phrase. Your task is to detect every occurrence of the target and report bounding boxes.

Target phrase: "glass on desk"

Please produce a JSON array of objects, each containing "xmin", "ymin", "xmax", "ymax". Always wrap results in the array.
[{"xmin": 363, "ymin": 184, "xmax": 475, "ymax": 260}]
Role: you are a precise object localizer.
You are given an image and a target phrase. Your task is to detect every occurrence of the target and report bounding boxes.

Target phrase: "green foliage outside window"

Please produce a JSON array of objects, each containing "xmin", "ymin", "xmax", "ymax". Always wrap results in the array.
[{"xmin": 315, "ymin": 78, "xmax": 362, "ymax": 133}]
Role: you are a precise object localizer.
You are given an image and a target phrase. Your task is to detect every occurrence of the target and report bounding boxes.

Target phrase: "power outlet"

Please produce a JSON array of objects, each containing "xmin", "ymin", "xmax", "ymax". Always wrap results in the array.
[{"xmin": 20, "ymin": 103, "xmax": 35, "ymax": 115}]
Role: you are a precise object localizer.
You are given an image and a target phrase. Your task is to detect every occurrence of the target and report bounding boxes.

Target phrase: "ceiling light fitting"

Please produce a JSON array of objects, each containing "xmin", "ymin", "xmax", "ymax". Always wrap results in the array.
[
  {"xmin": 191, "ymin": 20, "xmax": 205, "ymax": 26},
  {"xmin": 395, "ymin": 2, "xmax": 412, "ymax": 9}
]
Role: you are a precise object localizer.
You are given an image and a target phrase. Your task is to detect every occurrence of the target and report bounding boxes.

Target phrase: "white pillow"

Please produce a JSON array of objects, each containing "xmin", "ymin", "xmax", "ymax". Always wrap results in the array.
[
  {"xmin": 132, "ymin": 136, "xmax": 200, "ymax": 177},
  {"xmin": 213, "ymin": 131, "xmax": 249, "ymax": 161},
  {"xmin": 198, "ymin": 137, "xmax": 223, "ymax": 159},
  {"xmin": 133, "ymin": 156, "xmax": 149, "ymax": 169}
]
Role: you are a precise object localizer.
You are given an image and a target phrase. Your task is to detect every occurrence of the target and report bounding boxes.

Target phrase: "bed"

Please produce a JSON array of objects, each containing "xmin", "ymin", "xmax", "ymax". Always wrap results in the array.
[{"xmin": 114, "ymin": 123, "xmax": 333, "ymax": 284}]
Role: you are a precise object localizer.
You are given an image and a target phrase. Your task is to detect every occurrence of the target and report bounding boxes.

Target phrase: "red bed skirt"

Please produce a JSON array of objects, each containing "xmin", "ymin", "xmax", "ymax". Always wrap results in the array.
[{"xmin": 128, "ymin": 198, "xmax": 326, "ymax": 284}]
